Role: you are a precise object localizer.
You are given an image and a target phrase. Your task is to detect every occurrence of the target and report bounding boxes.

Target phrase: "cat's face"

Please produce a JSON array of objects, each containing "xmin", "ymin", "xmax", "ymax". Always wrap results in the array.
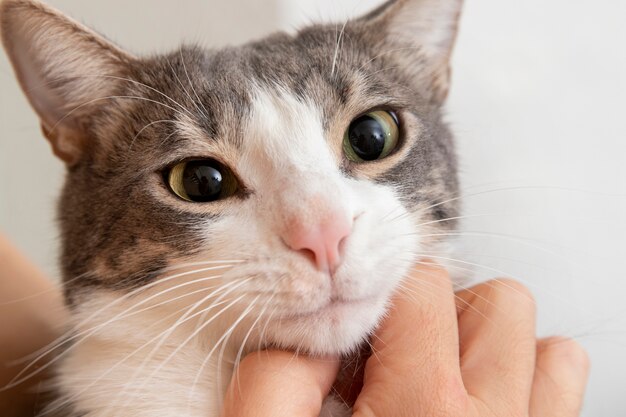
[{"xmin": 1, "ymin": 0, "xmax": 461, "ymax": 355}]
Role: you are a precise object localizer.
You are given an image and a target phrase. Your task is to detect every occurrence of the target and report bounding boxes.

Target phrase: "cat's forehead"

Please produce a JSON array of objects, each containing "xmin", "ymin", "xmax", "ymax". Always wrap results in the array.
[
  {"xmin": 209, "ymin": 25, "xmax": 375, "ymax": 97},
  {"xmin": 132, "ymin": 24, "xmax": 409, "ymax": 154}
]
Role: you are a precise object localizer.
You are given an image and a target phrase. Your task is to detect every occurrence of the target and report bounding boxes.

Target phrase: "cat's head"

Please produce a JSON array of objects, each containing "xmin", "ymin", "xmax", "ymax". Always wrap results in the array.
[{"xmin": 1, "ymin": 0, "xmax": 461, "ymax": 355}]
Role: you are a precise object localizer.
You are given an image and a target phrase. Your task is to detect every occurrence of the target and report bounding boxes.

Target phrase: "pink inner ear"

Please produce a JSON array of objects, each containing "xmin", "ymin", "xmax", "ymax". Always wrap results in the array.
[
  {"xmin": 281, "ymin": 204, "xmax": 353, "ymax": 273},
  {"xmin": 1, "ymin": 0, "xmax": 134, "ymax": 164}
]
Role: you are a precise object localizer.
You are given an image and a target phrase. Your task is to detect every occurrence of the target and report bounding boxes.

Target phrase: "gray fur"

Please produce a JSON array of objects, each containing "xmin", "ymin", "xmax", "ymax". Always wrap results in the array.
[
  {"xmin": 52, "ymin": 15, "xmax": 459, "ymax": 296},
  {"xmin": 1, "ymin": 0, "xmax": 461, "ymax": 414}
]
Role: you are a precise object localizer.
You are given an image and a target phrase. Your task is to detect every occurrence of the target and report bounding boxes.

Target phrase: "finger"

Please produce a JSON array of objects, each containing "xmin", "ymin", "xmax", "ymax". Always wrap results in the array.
[
  {"xmin": 455, "ymin": 279, "xmax": 537, "ymax": 414},
  {"xmin": 530, "ymin": 337, "xmax": 590, "ymax": 417},
  {"xmin": 354, "ymin": 262, "xmax": 464, "ymax": 417},
  {"xmin": 221, "ymin": 350, "xmax": 340, "ymax": 417}
]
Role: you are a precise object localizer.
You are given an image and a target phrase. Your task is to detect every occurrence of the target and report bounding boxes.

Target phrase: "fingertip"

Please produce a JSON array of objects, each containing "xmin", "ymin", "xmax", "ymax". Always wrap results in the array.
[
  {"xmin": 537, "ymin": 337, "xmax": 590, "ymax": 380},
  {"xmin": 411, "ymin": 259, "xmax": 451, "ymax": 281},
  {"xmin": 237, "ymin": 350, "xmax": 340, "ymax": 388},
  {"xmin": 222, "ymin": 350, "xmax": 340, "ymax": 417},
  {"xmin": 530, "ymin": 337, "xmax": 590, "ymax": 417},
  {"xmin": 395, "ymin": 261, "xmax": 452, "ymax": 306}
]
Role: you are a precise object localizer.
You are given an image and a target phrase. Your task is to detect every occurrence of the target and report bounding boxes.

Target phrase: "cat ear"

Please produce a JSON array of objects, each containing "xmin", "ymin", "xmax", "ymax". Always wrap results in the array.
[
  {"xmin": 0, "ymin": 0, "xmax": 135, "ymax": 164},
  {"xmin": 360, "ymin": 0, "xmax": 462, "ymax": 103}
]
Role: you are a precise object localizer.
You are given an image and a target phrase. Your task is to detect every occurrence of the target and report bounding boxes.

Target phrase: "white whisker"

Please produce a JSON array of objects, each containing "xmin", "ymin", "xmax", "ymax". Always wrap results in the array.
[
  {"xmin": 5, "ymin": 265, "xmax": 235, "ymax": 389},
  {"xmin": 167, "ymin": 57, "xmax": 206, "ymax": 119},
  {"xmin": 50, "ymin": 95, "xmax": 189, "ymax": 137},
  {"xmin": 331, "ymin": 18, "xmax": 348, "ymax": 77},
  {"xmin": 129, "ymin": 119, "xmax": 177, "ymax": 150},
  {"xmin": 179, "ymin": 48, "xmax": 210, "ymax": 119},
  {"xmin": 192, "ymin": 295, "xmax": 261, "ymax": 414},
  {"xmin": 45, "ymin": 291, "xmax": 241, "ymax": 416}
]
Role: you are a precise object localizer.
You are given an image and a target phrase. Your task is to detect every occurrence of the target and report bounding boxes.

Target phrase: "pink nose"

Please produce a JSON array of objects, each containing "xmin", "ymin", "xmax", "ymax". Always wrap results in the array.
[{"xmin": 282, "ymin": 214, "xmax": 352, "ymax": 273}]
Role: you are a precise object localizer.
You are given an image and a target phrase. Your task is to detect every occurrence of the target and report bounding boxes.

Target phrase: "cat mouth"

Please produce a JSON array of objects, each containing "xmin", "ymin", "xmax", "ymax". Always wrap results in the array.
[{"xmin": 287, "ymin": 296, "xmax": 375, "ymax": 320}]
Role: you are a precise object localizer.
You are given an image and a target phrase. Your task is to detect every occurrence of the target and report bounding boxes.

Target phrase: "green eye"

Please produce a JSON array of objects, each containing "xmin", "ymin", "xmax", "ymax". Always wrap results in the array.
[
  {"xmin": 167, "ymin": 159, "xmax": 237, "ymax": 202},
  {"xmin": 343, "ymin": 110, "xmax": 400, "ymax": 162}
]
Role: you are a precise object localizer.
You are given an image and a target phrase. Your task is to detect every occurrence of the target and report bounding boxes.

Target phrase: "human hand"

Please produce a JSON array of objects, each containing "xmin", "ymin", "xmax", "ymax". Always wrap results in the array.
[
  {"xmin": 221, "ymin": 262, "xmax": 589, "ymax": 417},
  {"xmin": 0, "ymin": 233, "xmax": 68, "ymax": 417}
]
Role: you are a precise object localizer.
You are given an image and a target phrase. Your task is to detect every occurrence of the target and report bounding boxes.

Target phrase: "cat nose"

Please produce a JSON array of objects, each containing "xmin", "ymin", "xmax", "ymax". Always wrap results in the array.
[{"xmin": 282, "ymin": 214, "xmax": 352, "ymax": 273}]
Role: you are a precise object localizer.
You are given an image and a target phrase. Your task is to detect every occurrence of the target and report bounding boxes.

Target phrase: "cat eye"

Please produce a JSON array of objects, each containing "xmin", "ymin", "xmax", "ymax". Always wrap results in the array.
[
  {"xmin": 166, "ymin": 159, "xmax": 237, "ymax": 202},
  {"xmin": 343, "ymin": 110, "xmax": 400, "ymax": 162}
]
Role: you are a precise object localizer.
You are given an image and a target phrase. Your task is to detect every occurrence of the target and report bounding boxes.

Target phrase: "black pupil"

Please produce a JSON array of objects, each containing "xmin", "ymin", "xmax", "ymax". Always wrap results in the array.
[
  {"xmin": 182, "ymin": 161, "xmax": 223, "ymax": 202},
  {"xmin": 348, "ymin": 115, "xmax": 385, "ymax": 161}
]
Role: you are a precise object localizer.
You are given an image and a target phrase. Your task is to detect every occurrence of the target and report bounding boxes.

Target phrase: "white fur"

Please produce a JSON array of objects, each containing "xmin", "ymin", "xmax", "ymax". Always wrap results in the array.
[{"xmin": 55, "ymin": 87, "xmax": 421, "ymax": 416}]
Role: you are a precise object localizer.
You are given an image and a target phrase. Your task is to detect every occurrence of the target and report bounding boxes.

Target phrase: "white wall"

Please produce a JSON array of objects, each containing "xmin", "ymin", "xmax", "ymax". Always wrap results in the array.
[{"xmin": 1, "ymin": 1, "xmax": 625, "ymax": 415}]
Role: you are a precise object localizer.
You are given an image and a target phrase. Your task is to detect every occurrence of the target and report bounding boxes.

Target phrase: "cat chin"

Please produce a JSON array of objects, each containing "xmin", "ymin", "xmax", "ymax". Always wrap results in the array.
[{"xmin": 266, "ymin": 296, "xmax": 389, "ymax": 356}]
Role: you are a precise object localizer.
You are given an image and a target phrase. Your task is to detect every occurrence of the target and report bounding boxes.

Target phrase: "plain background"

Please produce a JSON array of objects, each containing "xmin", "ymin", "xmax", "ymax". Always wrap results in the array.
[{"xmin": 1, "ymin": 0, "xmax": 625, "ymax": 415}]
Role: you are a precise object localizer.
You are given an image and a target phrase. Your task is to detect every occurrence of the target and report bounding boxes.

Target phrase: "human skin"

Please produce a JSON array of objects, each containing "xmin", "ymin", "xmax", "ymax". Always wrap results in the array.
[
  {"xmin": 222, "ymin": 263, "xmax": 590, "ymax": 417},
  {"xmin": 0, "ymin": 233, "xmax": 69, "ymax": 417}
]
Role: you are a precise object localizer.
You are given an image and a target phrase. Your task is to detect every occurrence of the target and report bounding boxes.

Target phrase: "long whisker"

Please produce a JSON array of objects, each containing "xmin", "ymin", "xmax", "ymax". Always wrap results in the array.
[
  {"xmin": 408, "ymin": 231, "xmax": 569, "ymax": 261},
  {"xmin": 117, "ymin": 277, "xmax": 252, "ymax": 404},
  {"xmin": 8, "ymin": 260, "xmax": 243, "ymax": 365},
  {"xmin": 4, "ymin": 265, "xmax": 236, "ymax": 389},
  {"xmin": 49, "ymin": 95, "xmax": 189, "ymax": 136},
  {"xmin": 179, "ymin": 48, "xmax": 210, "ymax": 119},
  {"xmin": 402, "ymin": 266, "xmax": 494, "ymax": 324},
  {"xmin": 331, "ymin": 18, "xmax": 348, "ymax": 77},
  {"xmin": 412, "ymin": 253, "xmax": 600, "ymax": 317},
  {"xmin": 109, "ymin": 278, "xmax": 255, "ymax": 412},
  {"xmin": 412, "ymin": 184, "xmax": 626, "ymax": 223},
  {"xmin": 256, "ymin": 303, "xmax": 279, "ymax": 354},
  {"xmin": 167, "ymin": 57, "xmax": 206, "ymax": 120},
  {"xmin": 66, "ymin": 263, "xmax": 238, "ymax": 333},
  {"xmin": 129, "ymin": 119, "xmax": 177, "ymax": 150},
  {"xmin": 140, "ymin": 290, "xmax": 250, "ymax": 385},
  {"xmin": 190, "ymin": 295, "xmax": 260, "ymax": 408},
  {"xmin": 230, "ymin": 294, "xmax": 276, "ymax": 402},
  {"xmin": 46, "ymin": 288, "xmax": 243, "ymax": 416},
  {"xmin": 24, "ymin": 73, "xmax": 195, "ymax": 117}
]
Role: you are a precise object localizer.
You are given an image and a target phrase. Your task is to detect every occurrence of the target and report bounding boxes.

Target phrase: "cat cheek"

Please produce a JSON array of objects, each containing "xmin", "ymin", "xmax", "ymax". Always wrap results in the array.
[{"xmin": 342, "ymin": 186, "xmax": 419, "ymax": 280}]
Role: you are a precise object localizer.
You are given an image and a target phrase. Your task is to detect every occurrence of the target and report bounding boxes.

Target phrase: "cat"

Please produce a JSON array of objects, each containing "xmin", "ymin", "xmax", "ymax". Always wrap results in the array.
[{"xmin": 0, "ymin": 0, "xmax": 462, "ymax": 415}]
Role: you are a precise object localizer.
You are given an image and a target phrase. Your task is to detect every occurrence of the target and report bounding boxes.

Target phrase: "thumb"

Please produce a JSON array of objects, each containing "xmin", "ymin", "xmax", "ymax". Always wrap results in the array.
[{"xmin": 221, "ymin": 350, "xmax": 340, "ymax": 417}]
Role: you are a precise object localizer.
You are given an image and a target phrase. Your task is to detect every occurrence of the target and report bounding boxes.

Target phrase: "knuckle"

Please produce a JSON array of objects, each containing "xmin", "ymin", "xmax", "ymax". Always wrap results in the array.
[
  {"xmin": 540, "ymin": 336, "xmax": 590, "ymax": 371},
  {"xmin": 489, "ymin": 278, "xmax": 536, "ymax": 308},
  {"xmin": 429, "ymin": 373, "xmax": 469, "ymax": 417},
  {"xmin": 468, "ymin": 278, "xmax": 536, "ymax": 316}
]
